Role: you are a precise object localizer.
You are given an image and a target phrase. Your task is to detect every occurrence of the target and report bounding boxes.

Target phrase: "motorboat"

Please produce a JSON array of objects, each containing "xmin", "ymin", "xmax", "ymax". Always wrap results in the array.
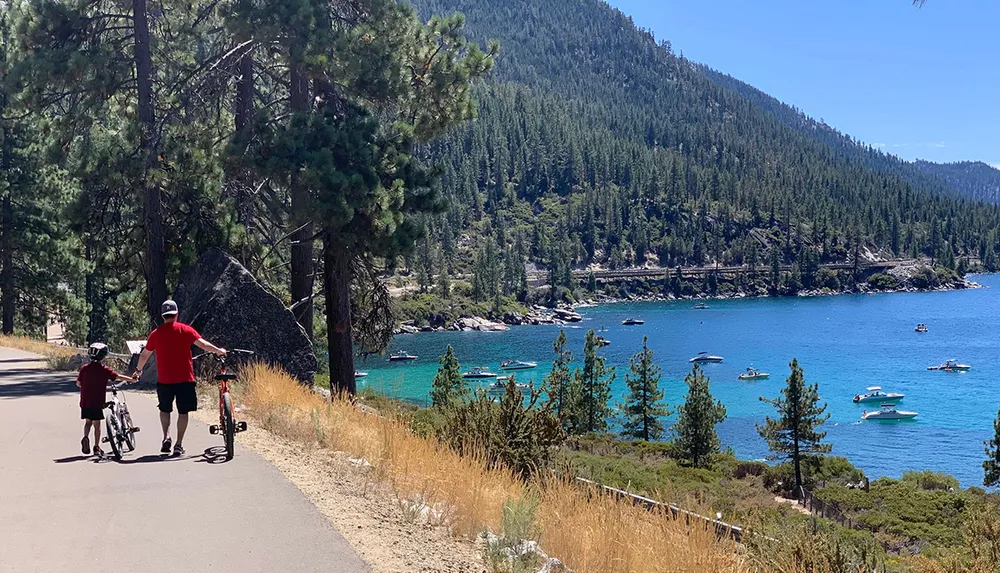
[
  {"xmin": 500, "ymin": 360, "xmax": 537, "ymax": 371},
  {"xmin": 596, "ymin": 336, "xmax": 611, "ymax": 347},
  {"xmin": 354, "ymin": 371, "xmax": 368, "ymax": 378},
  {"xmin": 388, "ymin": 351, "xmax": 418, "ymax": 361},
  {"xmin": 927, "ymin": 359, "xmax": 971, "ymax": 372},
  {"xmin": 853, "ymin": 386, "xmax": 903, "ymax": 404},
  {"xmin": 862, "ymin": 403, "xmax": 918, "ymax": 421},
  {"xmin": 693, "ymin": 302, "xmax": 709, "ymax": 309},
  {"xmin": 915, "ymin": 323, "xmax": 928, "ymax": 333},
  {"xmin": 690, "ymin": 352, "xmax": 723, "ymax": 363},
  {"xmin": 622, "ymin": 318, "xmax": 645, "ymax": 326},
  {"xmin": 738, "ymin": 367, "xmax": 770, "ymax": 380},
  {"xmin": 487, "ymin": 379, "xmax": 532, "ymax": 395},
  {"xmin": 462, "ymin": 367, "xmax": 498, "ymax": 379}
]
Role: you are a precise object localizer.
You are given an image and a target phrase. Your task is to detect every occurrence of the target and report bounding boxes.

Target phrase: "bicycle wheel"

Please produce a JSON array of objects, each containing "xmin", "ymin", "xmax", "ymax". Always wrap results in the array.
[
  {"xmin": 105, "ymin": 412, "xmax": 123, "ymax": 460},
  {"xmin": 223, "ymin": 392, "xmax": 235, "ymax": 460},
  {"xmin": 120, "ymin": 405, "xmax": 136, "ymax": 452}
]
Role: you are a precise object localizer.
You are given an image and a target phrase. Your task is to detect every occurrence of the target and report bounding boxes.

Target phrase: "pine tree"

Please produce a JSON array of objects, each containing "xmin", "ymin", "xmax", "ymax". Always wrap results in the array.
[
  {"xmin": 673, "ymin": 363, "xmax": 727, "ymax": 468},
  {"xmin": 544, "ymin": 329, "xmax": 574, "ymax": 423},
  {"xmin": 758, "ymin": 359, "xmax": 831, "ymax": 494},
  {"xmin": 983, "ymin": 408, "xmax": 1000, "ymax": 487},
  {"xmin": 620, "ymin": 337, "xmax": 669, "ymax": 441},
  {"xmin": 567, "ymin": 329, "xmax": 615, "ymax": 434},
  {"xmin": 430, "ymin": 345, "xmax": 466, "ymax": 407}
]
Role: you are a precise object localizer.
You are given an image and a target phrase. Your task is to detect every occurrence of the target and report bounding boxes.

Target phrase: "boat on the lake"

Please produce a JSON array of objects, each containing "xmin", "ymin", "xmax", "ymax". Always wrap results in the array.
[
  {"xmin": 354, "ymin": 371, "xmax": 368, "ymax": 378},
  {"xmin": 690, "ymin": 351, "xmax": 723, "ymax": 363},
  {"xmin": 388, "ymin": 351, "xmax": 418, "ymax": 361},
  {"xmin": 462, "ymin": 367, "xmax": 498, "ymax": 379},
  {"xmin": 862, "ymin": 403, "xmax": 918, "ymax": 421},
  {"xmin": 927, "ymin": 359, "xmax": 971, "ymax": 372},
  {"xmin": 596, "ymin": 336, "xmax": 611, "ymax": 347},
  {"xmin": 915, "ymin": 323, "xmax": 928, "ymax": 333},
  {"xmin": 487, "ymin": 379, "xmax": 532, "ymax": 395},
  {"xmin": 622, "ymin": 318, "xmax": 645, "ymax": 325},
  {"xmin": 693, "ymin": 302, "xmax": 709, "ymax": 309},
  {"xmin": 853, "ymin": 386, "xmax": 904, "ymax": 404},
  {"xmin": 500, "ymin": 360, "xmax": 537, "ymax": 371},
  {"xmin": 738, "ymin": 367, "xmax": 770, "ymax": 380}
]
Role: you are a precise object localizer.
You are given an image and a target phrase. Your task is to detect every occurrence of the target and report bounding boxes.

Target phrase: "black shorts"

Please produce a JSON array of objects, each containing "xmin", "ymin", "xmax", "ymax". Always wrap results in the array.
[
  {"xmin": 157, "ymin": 382, "xmax": 197, "ymax": 414},
  {"xmin": 81, "ymin": 407, "xmax": 104, "ymax": 421}
]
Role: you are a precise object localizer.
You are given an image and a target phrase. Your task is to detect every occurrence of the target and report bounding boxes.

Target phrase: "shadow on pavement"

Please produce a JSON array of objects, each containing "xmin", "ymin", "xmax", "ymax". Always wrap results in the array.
[
  {"xmin": 117, "ymin": 453, "xmax": 178, "ymax": 465},
  {"xmin": 53, "ymin": 455, "xmax": 93, "ymax": 464},
  {"xmin": 196, "ymin": 446, "xmax": 230, "ymax": 464},
  {"xmin": 0, "ymin": 358, "xmax": 50, "ymax": 365},
  {"xmin": 0, "ymin": 371, "xmax": 76, "ymax": 399}
]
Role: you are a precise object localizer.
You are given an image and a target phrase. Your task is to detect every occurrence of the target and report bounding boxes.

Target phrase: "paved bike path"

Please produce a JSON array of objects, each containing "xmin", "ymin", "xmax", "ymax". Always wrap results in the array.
[{"xmin": 0, "ymin": 347, "xmax": 370, "ymax": 573}]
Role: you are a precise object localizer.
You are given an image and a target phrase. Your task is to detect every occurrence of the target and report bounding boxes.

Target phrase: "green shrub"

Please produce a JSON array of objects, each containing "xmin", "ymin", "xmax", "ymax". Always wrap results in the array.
[
  {"xmin": 866, "ymin": 273, "xmax": 898, "ymax": 290},
  {"xmin": 733, "ymin": 461, "xmax": 768, "ymax": 479},
  {"xmin": 902, "ymin": 470, "xmax": 959, "ymax": 492}
]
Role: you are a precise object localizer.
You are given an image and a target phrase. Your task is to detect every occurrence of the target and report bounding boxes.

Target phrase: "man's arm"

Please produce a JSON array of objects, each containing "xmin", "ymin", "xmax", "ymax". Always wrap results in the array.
[
  {"xmin": 132, "ymin": 348, "xmax": 153, "ymax": 377},
  {"xmin": 194, "ymin": 338, "xmax": 227, "ymax": 356}
]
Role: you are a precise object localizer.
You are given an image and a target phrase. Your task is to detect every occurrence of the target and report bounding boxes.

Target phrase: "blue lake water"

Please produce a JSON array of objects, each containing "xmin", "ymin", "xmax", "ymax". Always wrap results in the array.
[{"xmin": 360, "ymin": 274, "xmax": 1000, "ymax": 486}]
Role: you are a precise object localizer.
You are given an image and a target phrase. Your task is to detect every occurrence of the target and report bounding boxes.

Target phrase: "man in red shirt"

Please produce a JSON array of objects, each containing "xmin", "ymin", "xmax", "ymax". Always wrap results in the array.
[{"xmin": 133, "ymin": 300, "xmax": 226, "ymax": 456}]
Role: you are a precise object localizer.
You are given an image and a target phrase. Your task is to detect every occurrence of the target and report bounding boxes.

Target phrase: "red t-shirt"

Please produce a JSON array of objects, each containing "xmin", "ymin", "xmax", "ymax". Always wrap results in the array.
[
  {"xmin": 78, "ymin": 363, "xmax": 118, "ymax": 409},
  {"xmin": 145, "ymin": 321, "xmax": 201, "ymax": 384}
]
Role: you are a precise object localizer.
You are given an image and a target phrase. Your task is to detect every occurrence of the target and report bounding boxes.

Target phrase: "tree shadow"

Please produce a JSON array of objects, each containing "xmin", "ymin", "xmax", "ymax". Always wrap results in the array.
[
  {"xmin": 0, "ymin": 370, "xmax": 76, "ymax": 399},
  {"xmin": 195, "ymin": 446, "xmax": 230, "ymax": 464}
]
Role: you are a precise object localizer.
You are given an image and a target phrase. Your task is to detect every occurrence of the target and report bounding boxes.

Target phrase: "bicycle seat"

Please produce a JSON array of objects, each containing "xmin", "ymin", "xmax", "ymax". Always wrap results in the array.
[{"xmin": 215, "ymin": 373, "xmax": 238, "ymax": 381}]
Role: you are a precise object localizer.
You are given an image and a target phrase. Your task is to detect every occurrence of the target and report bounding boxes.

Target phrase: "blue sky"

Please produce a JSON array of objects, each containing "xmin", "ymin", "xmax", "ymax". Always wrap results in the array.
[{"xmin": 607, "ymin": 0, "xmax": 1000, "ymax": 167}]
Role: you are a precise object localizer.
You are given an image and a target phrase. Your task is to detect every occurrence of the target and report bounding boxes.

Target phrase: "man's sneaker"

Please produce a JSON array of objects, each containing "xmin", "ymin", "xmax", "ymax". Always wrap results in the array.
[
  {"xmin": 173, "ymin": 443, "xmax": 185, "ymax": 457},
  {"xmin": 81, "ymin": 436, "xmax": 90, "ymax": 455},
  {"xmin": 160, "ymin": 437, "xmax": 172, "ymax": 454}
]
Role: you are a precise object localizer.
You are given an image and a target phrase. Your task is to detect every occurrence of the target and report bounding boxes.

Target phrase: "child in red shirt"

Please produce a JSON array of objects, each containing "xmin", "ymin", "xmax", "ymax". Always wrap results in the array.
[{"xmin": 77, "ymin": 343, "xmax": 135, "ymax": 457}]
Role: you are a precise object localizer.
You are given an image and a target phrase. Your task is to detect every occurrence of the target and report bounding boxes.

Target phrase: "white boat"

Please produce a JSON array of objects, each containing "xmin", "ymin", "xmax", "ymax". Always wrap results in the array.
[
  {"xmin": 487, "ymin": 379, "xmax": 532, "ymax": 395},
  {"xmin": 622, "ymin": 318, "xmax": 645, "ymax": 325},
  {"xmin": 500, "ymin": 360, "xmax": 537, "ymax": 371},
  {"xmin": 354, "ymin": 371, "xmax": 368, "ymax": 378},
  {"xmin": 738, "ymin": 367, "xmax": 769, "ymax": 380},
  {"xmin": 462, "ymin": 367, "xmax": 498, "ymax": 379},
  {"xmin": 693, "ymin": 302, "xmax": 709, "ymax": 310},
  {"xmin": 862, "ymin": 403, "xmax": 918, "ymax": 421},
  {"xmin": 388, "ymin": 351, "xmax": 418, "ymax": 361},
  {"xmin": 915, "ymin": 323, "xmax": 928, "ymax": 333},
  {"xmin": 927, "ymin": 359, "xmax": 971, "ymax": 372},
  {"xmin": 596, "ymin": 336, "xmax": 611, "ymax": 347},
  {"xmin": 690, "ymin": 352, "xmax": 723, "ymax": 363},
  {"xmin": 853, "ymin": 386, "xmax": 903, "ymax": 404}
]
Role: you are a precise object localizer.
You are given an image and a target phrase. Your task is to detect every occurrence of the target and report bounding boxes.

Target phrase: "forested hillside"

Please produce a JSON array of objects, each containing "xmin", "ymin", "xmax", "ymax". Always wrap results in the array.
[
  {"xmin": 913, "ymin": 161, "xmax": 1000, "ymax": 205},
  {"xmin": 406, "ymin": 0, "xmax": 1000, "ymax": 300}
]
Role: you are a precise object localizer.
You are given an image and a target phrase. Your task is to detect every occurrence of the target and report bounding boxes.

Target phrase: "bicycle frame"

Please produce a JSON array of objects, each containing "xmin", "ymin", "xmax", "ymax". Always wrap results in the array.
[{"xmin": 198, "ymin": 350, "xmax": 252, "ymax": 459}]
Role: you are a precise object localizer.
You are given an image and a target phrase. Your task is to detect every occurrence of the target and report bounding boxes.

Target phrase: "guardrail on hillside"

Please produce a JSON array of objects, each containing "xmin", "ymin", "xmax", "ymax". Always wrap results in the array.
[{"xmin": 574, "ymin": 476, "xmax": 744, "ymax": 543}]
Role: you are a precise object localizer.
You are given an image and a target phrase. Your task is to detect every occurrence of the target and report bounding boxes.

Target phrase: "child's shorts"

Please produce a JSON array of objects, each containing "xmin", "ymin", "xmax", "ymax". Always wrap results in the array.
[{"xmin": 81, "ymin": 407, "xmax": 105, "ymax": 420}]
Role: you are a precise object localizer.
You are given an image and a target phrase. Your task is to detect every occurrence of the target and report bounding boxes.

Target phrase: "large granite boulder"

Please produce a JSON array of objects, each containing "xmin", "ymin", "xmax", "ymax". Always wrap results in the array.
[{"xmin": 172, "ymin": 249, "xmax": 317, "ymax": 382}]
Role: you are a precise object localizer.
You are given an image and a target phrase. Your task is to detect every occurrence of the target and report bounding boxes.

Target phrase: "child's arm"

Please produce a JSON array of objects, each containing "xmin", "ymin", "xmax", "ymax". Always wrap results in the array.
[
  {"xmin": 114, "ymin": 372, "xmax": 137, "ymax": 383},
  {"xmin": 76, "ymin": 371, "xmax": 83, "ymax": 388}
]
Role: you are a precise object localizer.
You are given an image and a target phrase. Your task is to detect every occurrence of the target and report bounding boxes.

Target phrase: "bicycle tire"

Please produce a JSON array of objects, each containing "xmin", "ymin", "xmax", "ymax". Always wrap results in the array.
[
  {"xmin": 223, "ymin": 392, "xmax": 235, "ymax": 460},
  {"xmin": 120, "ymin": 405, "xmax": 136, "ymax": 452},
  {"xmin": 105, "ymin": 412, "xmax": 123, "ymax": 460}
]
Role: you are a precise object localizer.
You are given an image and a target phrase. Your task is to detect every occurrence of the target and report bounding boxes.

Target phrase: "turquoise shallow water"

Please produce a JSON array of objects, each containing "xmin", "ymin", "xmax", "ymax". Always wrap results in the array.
[{"xmin": 360, "ymin": 274, "xmax": 1000, "ymax": 486}]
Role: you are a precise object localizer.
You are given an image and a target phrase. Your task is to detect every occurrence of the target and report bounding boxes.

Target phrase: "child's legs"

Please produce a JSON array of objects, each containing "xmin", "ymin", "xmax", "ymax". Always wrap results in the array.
[
  {"xmin": 83, "ymin": 420, "xmax": 92, "ymax": 437},
  {"xmin": 92, "ymin": 418, "xmax": 102, "ymax": 444}
]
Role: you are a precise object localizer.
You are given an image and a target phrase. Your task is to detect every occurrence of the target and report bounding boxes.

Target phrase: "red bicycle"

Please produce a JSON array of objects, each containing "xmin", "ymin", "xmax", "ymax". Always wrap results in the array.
[{"xmin": 197, "ymin": 349, "xmax": 253, "ymax": 460}]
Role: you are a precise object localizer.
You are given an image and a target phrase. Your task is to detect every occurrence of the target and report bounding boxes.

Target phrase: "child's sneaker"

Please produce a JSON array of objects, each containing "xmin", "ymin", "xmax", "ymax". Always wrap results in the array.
[
  {"xmin": 93, "ymin": 446, "xmax": 104, "ymax": 458},
  {"xmin": 81, "ymin": 436, "xmax": 90, "ymax": 455}
]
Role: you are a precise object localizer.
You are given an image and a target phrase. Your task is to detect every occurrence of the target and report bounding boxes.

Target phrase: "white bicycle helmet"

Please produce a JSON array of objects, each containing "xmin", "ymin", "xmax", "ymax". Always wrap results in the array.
[{"xmin": 88, "ymin": 342, "xmax": 109, "ymax": 362}]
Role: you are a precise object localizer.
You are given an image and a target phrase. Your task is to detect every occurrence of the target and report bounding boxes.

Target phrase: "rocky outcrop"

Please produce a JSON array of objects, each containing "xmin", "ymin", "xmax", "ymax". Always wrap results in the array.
[
  {"xmin": 452, "ymin": 316, "xmax": 509, "ymax": 332},
  {"xmin": 552, "ymin": 308, "xmax": 582, "ymax": 322},
  {"xmin": 172, "ymin": 249, "xmax": 317, "ymax": 382}
]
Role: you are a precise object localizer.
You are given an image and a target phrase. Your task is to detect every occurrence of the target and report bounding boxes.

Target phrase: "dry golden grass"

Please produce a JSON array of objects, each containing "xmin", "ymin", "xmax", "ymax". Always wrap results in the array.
[
  {"xmin": 0, "ymin": 335, "xmax": 79, "ymax": 368},
  {"xmin": 240, "ymin": 363, "xmax": 748, "ymax": 573}
]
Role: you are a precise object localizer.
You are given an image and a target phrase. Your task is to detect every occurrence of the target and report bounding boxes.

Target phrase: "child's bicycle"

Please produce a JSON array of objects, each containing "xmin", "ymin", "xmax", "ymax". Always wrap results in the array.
[
  {"xmin": 102, "ymin": 382, "xmax": 140, "ymax": 461},
  {"xmin": 196, "ymin": 349, "xmax": 253, "ymax": 461}
]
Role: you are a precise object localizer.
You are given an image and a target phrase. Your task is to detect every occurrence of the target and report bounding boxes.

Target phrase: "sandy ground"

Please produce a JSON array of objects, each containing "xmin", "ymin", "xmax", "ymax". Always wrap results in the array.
[{"xmin": 182, "ymin": 398, "xmax": 487, "ymax": 573}]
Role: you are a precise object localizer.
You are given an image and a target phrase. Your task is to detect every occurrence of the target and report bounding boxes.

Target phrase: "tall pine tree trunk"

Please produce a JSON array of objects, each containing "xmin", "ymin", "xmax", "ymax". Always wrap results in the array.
[
  {"xmin": 0, "ymin": 25, "xmax": 13, "ymax": 335},
  {"xmin": 133, "ymin": 0, "xmax": 166, "ymax": 327},
  {"xmin": 231, "ymin": 48, "xmax": 254, "ymax": 265},
  {"xmin": 324, "ymin": 239, "xmax": 355, "ymax": 395},
  {"xmin": 289, "ymin": 62, "xmax": 313, "ymax": 338}
]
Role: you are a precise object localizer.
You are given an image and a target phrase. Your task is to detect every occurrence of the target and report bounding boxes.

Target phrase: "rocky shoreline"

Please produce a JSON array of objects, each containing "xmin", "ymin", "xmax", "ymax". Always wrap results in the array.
[{"xmin": 394, "ymin": 272, "xmax": 981, "ymax": 335}]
